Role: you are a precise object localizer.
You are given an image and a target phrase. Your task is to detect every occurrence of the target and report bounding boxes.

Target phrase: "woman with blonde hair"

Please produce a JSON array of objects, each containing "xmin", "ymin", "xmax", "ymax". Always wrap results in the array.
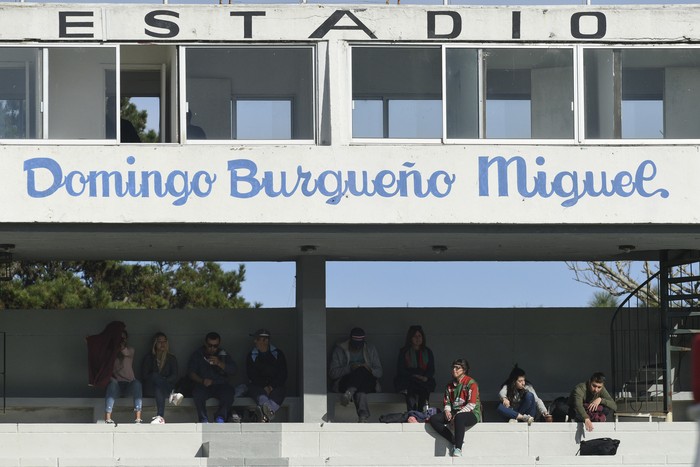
[{"xmin": 142, "ymin": 331, "xmax": 181, "ymax": 424}]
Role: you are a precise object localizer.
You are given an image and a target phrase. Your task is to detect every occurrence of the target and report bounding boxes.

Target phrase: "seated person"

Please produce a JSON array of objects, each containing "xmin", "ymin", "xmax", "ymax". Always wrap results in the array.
[
  {"xmin": 568, "ymin": 371, "xmax": 617, "ymax": 432},
  {"xmin": 104, "ymin": 328, "xmax": 142, "ymax": 424},
  {"xmin": 328, "ymin": 327, "xmax": 382, "ymax": 422},
  {"xmin": 496, "ymin": 365, "xmax": 550, "ymax": 424},
  {"xmin": 187, "ymin": 332, "xmax": 236, "ymax": 423},
  {"xmin": 186, "ymin": 111, "xmax": 206, "ymax": 140},
  {"xmin": 142, "ymin": 332, "xmax": 182, "ymax": 424},
  {"xmin": 246, "ymin": 328, "xmax": 287, "ymax": 422},
  {"xmin": 394, "ymin": 325, "xmax": 436, "ymax": 411}
]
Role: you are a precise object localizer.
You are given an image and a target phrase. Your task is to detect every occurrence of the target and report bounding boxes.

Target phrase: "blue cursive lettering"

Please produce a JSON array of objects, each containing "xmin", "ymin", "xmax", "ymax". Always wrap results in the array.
[{"xmin": 478, "ymin": 156, "xmax": 669, "ymax": 207}]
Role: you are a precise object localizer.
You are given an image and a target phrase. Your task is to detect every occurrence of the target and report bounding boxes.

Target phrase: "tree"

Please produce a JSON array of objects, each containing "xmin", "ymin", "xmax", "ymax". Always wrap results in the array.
[
  {"xmin": 0, "ymin": 261, "xmax": 260, "ymax": 309},
  {"xmin": 121, "ymin": 98, "xmax": 159, "ymax": 143},
  {"xmin": 588, "ymin": 290, "xmax": 619, "ymax": 308},
  {"xmin": 566, "ymin": 260, "xmax": 698, "ymax": 308}
]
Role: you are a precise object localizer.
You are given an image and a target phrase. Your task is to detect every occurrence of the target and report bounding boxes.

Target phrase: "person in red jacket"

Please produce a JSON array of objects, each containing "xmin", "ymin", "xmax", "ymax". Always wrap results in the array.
[{"xmin": 429, "ymin": 358, "xmax": 481, "ymax": 458}]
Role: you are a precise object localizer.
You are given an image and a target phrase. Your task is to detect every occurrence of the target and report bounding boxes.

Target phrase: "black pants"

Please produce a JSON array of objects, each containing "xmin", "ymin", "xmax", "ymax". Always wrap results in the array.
[
  {"xmin": 192, "ymin": 382, "xmax": 235, "ymax": 422},
  {"xmin": 338, "ymin": 367, "xmax": 376, "ymax": 417},
  {"xmin": 429, "ymin": 411, "xmax": 478, "ymax": 449}
]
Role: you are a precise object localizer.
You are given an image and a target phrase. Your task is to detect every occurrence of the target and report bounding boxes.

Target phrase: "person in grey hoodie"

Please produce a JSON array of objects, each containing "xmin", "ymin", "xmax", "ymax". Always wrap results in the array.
[{"xmin": 329, "ymin": 327, "xmax": 383, "ymax": 422}]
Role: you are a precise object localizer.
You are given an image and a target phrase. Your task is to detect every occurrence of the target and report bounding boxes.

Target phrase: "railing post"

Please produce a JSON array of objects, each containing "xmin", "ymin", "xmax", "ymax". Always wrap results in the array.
[{"xmin": 660, "ymin": 251, "xmax": 672, "ymax": 419}]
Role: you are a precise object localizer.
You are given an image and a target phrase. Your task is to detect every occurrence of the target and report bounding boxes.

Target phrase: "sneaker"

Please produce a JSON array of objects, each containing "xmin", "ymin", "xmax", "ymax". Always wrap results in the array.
[
  {"xmin": 134, "ymin": 419, "xmax": 142, "ymax": 424},
  {"xmin": 104, "ymin": 419, "xmax": 115, "ymax": 425},
  {"xmin": 215, "ymin": 416, "xmax": 225, "ymax": 424},
  {"xmin": 508, "ymin": 418, "xmax": 518, "ymax": 424},
  {"xmin": 169, "ymin": 392, "xmax": 184, "ymax": 406},
  {"xmin": 523, "ymin": 415, "xmax": 534, "ymax": 426},
  {"xmin": 340, "ymin": 390, "xmax": 353, "ymax": 407},
  {"xmin": 255, "ymin": 405, "xmax": 267, "ymax": 423},
  {"xmin": 200, "ymin": 417, "xmax": 209, "ymax": 423},
  {"xmin": 228, "ymin": 413, "xmax": 242, "ymax": 423},
  {"xmin": 262, "ymin": 404, "xmax": 275, "ymax": 422},
  {"xmin": 452, "ymin": 447, "xmax": 462, "ymax": 457},
  {"xmin": 150, "ymin": 415, "xmax": 165, "ymax": 424},
  {"xmin": 358, "ymin": 415, "xmax": 368, "ymax": 423}
]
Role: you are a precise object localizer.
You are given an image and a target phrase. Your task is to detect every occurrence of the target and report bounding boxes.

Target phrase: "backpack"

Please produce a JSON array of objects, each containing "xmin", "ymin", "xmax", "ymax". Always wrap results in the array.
[
  {"xmin": 548, "ymin": 396, "xmax": 569, "ymax": 422},
  {"xmin": 578, "ymin": 438, "xmax": 620, "ymax": 456}
]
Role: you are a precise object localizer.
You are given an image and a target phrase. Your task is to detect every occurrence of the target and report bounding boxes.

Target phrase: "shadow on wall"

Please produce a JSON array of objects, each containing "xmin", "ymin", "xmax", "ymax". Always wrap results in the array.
[{"xmin": 0, "ymin": 307, "xmax": 614, "ymax": 399}]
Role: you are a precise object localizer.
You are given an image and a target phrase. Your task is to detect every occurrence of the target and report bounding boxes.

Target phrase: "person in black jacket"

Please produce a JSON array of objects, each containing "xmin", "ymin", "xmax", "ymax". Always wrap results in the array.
[
  {"xmin": 142, "ymin": 332, "xmax": 181, "ymax": 424},
  {"xmin": 394, "ymin": 325, "xmax": 436, "ymax": 411},
  {"xmin": 246, "ymin": 329, "xmax": 287, "ymax": 422}
]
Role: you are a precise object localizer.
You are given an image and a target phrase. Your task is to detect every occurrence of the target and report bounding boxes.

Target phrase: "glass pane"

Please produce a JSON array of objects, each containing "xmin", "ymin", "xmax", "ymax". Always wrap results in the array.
[
  {"xmin": 486, "ymin": 100, "xmax": 531, "ymax": 138},
  {"xmin": 0, "ymin": 47, "xmax": 42, "ymax": 139},
  {"xmin": 352, "ymin": 99, "xmax": 383, "ymax": 138},
  {"xmin": 585, "ymin": 48, "xmax": 700, "ymax": 139},
  {"xmin": 622, "ymin": 100, "xmax": 664, "ymax": 138},
  {"xmin": 352, "ymin": 47, "xmax": 442, "ymax": 139},
  {"xmin": 48, "ymin": 47, "xmax": 116, "ymax": 139},
  {"xmin": 186, "ymin": 47, "xmax": 314, "ymax": 141},
  {"xmin": 485, "ymin": 48, "xmax": 574, "ymax": 139},
  {"xmin": 388, "ymin": 100, "xmax": 442, "ymax": 138},
  {"xmin": 236, "ymin": 100, "xmax": 292, "ymax": 140},
  {"xmin": 446, "ymin": 48, "xmax": 479, "ymax": 139}
]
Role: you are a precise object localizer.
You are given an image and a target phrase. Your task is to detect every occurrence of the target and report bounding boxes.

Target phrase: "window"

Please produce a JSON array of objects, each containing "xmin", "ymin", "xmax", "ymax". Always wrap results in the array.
[
  {"xmin": 584, "ymin": 48, "xmax": 700, "ymax": 139},
  {"xmin": 185, "ymin": 47, "xmax": 314, "ymax": 141},
  {"xmin": 352, "ymin": 47, "xmax": 442, "ymax": 139},
  {"xmin": 48, "ymin": 47, "xmax": 116, "ymax": 140},
  {"xmin": 446, "ymin": 47, "xmax": 575, "ymax": 140},
  {"xmin": 0, "ymin": 48, "xmax": 42, "ymax": 140}
]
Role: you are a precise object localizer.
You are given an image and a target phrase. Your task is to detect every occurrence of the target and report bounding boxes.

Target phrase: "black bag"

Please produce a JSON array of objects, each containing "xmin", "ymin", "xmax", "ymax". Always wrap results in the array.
[
  {"xmin": 579, "ymin": 438, "xmax": 620, "ymax": 456},
  {"xmin": 548, "ymin": 396, "xmax": 570, "ymax": 422}
]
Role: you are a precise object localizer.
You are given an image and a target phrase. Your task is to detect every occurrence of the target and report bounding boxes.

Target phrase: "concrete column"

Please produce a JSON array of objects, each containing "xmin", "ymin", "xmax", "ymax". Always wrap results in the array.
[{"xmin": 296, "ymin": 256, "xmax": 327, "ymax": 422}]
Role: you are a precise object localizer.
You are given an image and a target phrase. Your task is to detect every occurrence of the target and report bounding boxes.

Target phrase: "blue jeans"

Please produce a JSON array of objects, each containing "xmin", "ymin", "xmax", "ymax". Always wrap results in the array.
[
  {"xmin": 145, "ymin": 373, "xmax": 173, "ymax": 417},
  {"xmin": 105, "ymin": 378, "xmax": 143, "ymax": 414},
  {"xmin": 497, "ymin": 391, "xmax": 537, "ymax": 421}
]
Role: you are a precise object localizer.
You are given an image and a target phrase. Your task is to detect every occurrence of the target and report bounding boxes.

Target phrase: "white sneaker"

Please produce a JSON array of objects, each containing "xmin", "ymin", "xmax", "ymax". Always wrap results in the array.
[
  {"xmin": 150, "ymin": 415, "xmax": 165, "ymax": 424},
  {"xmin": 169, "ymin": 392, "xmax": 184, "ymax": 406}
]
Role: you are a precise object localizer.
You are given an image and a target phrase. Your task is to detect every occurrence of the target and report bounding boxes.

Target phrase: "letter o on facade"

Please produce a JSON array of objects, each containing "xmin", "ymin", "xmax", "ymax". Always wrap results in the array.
[{"xmin": 570, "ymin": 12, "xmax": 606, "ymax": 39}]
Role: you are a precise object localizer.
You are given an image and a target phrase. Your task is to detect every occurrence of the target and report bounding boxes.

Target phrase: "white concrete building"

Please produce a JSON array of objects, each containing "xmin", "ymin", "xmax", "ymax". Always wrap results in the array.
[{"xmin": 0, "ymin": 2, "xmax": 698, "ymax": 465}]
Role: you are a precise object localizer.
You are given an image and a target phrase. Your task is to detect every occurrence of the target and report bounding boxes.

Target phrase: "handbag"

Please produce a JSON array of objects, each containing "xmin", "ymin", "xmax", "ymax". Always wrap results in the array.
[{"xmin": 578, "ymin": 437, "xmax": 620, "ymax": 455}]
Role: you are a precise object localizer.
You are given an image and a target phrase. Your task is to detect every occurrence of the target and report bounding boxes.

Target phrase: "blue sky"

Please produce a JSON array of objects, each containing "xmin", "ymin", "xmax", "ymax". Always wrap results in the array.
[{"xmin": 231, "ymin": 261, "xmax": 598, "ymax": 308}]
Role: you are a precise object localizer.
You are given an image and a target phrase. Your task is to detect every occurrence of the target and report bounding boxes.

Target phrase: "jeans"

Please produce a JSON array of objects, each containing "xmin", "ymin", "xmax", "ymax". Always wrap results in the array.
[
  {"xmin": 192, "ymin": 382, "xmax": 235, "ymax": 422},
  {"xmin": 105, "ymin": 378, "xmax": 143, "ymax": 414},
  {"xmin": 497, "ymin": 391, "xmax": 537, "ymax": 421},
  {"xmin": 145, "ymin": 373, "xmax": 173, "ymax": 417},
  {"xmin": 338, "ymin": 367, "xmax": 377, "ymax": 418},
  {"xmin": 429, "ymin": 411, "xmax": 478, "ymax": 450},
  {"xmin": 248, "ymin": 385, "xmax": 285, "ymax": 413}
]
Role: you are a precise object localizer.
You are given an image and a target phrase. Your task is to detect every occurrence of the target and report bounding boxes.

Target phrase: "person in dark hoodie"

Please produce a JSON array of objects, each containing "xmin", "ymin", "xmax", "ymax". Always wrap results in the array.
[
  {"xmin": 328, "ymin": 327, "xmax": 383, "ymax": 422},
  {"xmin": 245, "ymin": 329, "xmax": 287, "ymax": 422}
]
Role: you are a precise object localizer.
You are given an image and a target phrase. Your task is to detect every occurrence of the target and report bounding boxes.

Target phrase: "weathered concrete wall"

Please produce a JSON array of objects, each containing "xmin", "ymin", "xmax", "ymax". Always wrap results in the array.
[{"xmin": 0, "ymin": 307, "xmax": 613, "ymax": 400}]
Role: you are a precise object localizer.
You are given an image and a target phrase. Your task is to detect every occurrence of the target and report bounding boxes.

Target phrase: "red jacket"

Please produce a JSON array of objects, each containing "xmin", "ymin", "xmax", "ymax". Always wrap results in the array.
[{"xmin": 86, "ymin": 321, "xmax": 125, "ymax": 388}]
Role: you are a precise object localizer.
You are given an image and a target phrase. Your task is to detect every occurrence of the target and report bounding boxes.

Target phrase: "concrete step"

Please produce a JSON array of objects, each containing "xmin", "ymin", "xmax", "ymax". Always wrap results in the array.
[{"xmin": 0, "ymin": 455, "xmax": 695, "ymax": 467}]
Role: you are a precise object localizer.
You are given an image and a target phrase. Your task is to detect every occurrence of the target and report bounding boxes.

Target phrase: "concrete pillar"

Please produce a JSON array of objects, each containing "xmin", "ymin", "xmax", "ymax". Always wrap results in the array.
[{"xmin": 296, "ymin": 256, "xmax": 327, "ymax": 422}]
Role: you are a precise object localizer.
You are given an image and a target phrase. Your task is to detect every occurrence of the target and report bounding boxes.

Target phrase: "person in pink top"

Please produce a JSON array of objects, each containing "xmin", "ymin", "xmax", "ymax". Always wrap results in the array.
[{"xmin": 104, "ymin": 328, "xmax": 143, "ymax": 424}]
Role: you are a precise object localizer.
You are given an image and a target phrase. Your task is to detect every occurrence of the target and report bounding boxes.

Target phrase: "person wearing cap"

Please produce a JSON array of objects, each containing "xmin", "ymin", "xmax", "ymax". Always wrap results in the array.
[
  {"xmin": 187, "ymin": 331, "xmax": 237, "ymax": 423},
  {"xmin": 246, "ymin": 328, "xmax": 288, "ymax": 422},
  {"xmin": 429, "ymin": 358, "xmax": 481, "ymax": 458},
  {"xmin": 328, "ymin": 327, "xmax": 383, "ymax": 422}
]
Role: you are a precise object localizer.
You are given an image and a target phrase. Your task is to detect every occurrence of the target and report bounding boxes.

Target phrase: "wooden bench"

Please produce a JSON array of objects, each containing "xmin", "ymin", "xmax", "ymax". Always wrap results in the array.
[{"xmin": 3, "ymin": 396, "xmax": 301, "ymax": 423}]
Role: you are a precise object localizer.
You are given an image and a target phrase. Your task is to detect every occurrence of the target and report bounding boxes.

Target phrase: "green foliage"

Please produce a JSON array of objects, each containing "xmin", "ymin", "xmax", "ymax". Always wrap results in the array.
[
  {"xmin": 120, "ymin": 97, "xmax": 159, "ymax": 143},
  {"xmin": 588, "ymin": 291, "xmax": 619, "ymax": 308},
  {"xmin": 0, "ymin": 261, "xmax": 259, "ymax": 309}
]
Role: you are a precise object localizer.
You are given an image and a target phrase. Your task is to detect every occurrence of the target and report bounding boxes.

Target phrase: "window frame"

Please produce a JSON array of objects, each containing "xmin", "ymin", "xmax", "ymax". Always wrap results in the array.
[{"xmin": 180, "ymin": 44, "xmax": 317, "ymax": 145}]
